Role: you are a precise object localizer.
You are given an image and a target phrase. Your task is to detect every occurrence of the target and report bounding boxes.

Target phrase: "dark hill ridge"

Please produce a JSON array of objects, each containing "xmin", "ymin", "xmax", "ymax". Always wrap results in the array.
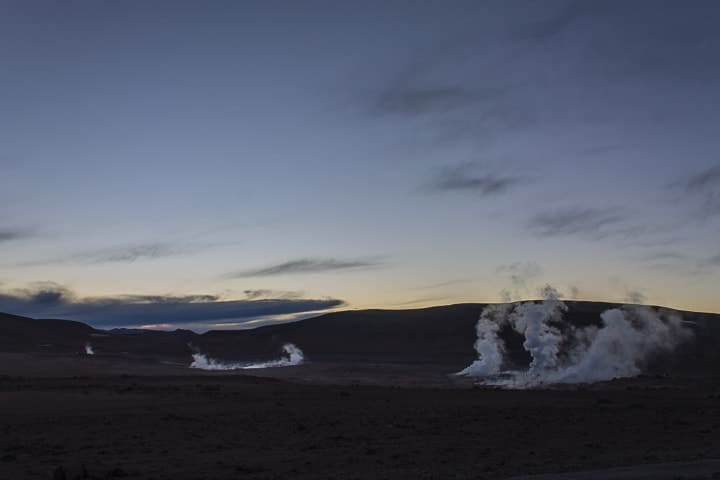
[
  {"xmin": 1, "ymin": 302, "xmax": 719, "ymax": 375},
  {"xmin": 0, "ymin": 312, "xmax": 97, "ymax": 353}
]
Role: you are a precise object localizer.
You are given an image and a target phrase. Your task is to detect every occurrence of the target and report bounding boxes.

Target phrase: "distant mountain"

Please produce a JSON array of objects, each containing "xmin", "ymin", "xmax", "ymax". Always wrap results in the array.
[{"xmin": 0, "ymin": 312, "xmax": 97, "ymax": 353}]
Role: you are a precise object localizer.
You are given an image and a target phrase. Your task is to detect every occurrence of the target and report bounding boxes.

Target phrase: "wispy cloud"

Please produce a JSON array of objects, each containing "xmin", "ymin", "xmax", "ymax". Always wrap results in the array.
[
  {"xmin": 13, "ymin": 242, "xmax": 204, "ymax": 267},
  {"xmin": 527, "ymin": 207, "xmax": 625, "ymax": 239},
  {"xmin": 673, "ymin": 164, "xmax": 720, "ymax": 219},
  {"xmin": 639, "ymin": 251, "xmax": 687, "ymax": 263},
  {"xmin": 516, "ymin": 1, "xmax": 589, "ymax": 42},
  {"xmin": 372, "ymin": 84, "xmax": 475, "ymax": 117},
  {"xmin": 707, "ymin": 253, "xmax": 720, "ymax": 266},
  {"xmin": 226, "ymin": 257, "xmax": 384, "ymax": 278},
  {"xmin": 426, "ymin": 163, "xmax": 522, "ymax": 197},
  {"xmin": 413, "ymin": 278, "xmax": 472, "ymax": 291},
  {"xmin": 0, "ymin": 282, "xmax": 344, "ymax": 329}
]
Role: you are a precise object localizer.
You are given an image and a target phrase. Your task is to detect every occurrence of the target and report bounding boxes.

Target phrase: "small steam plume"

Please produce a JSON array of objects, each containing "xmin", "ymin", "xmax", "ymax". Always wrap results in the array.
[
  {"xmin": 456, "ymin": 304, "xmax": 510, "ymax": 376},
  {"xmin": 509, "ymin": 295, "xmax": 566, "ymax": 375},
  {"xmin": 458, "ymin": 287, "xmax": 693, "ymax": 388},
  {"xmin": 84, "ymin": 342, "xmax": 95, "ymax": 355},
  {"xmin": 189, "ymin": 343, "xmax": 304, "ymax": 371}
]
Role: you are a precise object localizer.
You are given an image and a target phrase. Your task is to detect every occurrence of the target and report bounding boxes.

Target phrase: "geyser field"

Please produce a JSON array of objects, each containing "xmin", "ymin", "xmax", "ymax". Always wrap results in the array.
[{"xmin": 1, "ymin": 300, "xmax": 720, "ymax": 479}]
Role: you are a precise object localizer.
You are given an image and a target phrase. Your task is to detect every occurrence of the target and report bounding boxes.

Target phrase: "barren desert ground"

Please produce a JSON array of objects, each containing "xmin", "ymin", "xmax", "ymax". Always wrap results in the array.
[{"xmin": 1, "ymin": 353, "xmax": 720, "ymax": 480}]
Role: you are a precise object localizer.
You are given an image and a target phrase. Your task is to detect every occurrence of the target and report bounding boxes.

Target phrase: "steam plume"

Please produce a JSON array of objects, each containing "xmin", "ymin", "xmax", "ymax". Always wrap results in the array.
[
  {"xmin": 84, "ymin": 343, "xmax": 95, "ymax": 355},
  {"xmin": 458, "ymin": 295, "xmax": 693, "ymax": 387},
  {"xmin": 189, "ymin": 343, "xmax": 304, "ymax": 370},
  {"xmin": 456, "ymin": 304, "xmax": 510, "ymax": 376}
]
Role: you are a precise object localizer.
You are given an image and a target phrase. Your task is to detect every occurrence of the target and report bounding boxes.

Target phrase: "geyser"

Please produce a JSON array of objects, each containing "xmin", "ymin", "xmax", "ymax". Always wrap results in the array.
[
  {"xmin": 84, "ymin": 343, "xmax": 95, "ymax": 355},
  {"xmin": 458, "ymin": 296, "xmax": 693, "ymax": 388},
  {"xmin": 189, "ymin": 343, "xmax": 305, "ymax": 371}
]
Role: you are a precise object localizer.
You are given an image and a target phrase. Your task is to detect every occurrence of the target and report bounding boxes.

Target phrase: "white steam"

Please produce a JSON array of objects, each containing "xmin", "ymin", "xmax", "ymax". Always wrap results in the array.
[
  {"xmin": 458, "ymin": 293, "xmax": 692, "ymax": 387},
  {"xmin": 189, "ymin": 343, "xmax": 304, "ymax": 371},
  {"xmin": 456, "ymin": 304, "xmax": 509, "ymax": 376},
  {"xmin": 84, "ymin": 343, "xmax": 95, "ymax": 355}
]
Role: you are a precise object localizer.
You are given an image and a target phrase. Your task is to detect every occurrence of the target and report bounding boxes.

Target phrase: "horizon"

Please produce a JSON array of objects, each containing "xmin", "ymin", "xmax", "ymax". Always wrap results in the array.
[
  {"xmin": 2, "ymin": 1, "xmax": 720, "ymax": 329},
  {"xmin": 2, "ymin": 295, "xmax": 713, "ymax": 333}
]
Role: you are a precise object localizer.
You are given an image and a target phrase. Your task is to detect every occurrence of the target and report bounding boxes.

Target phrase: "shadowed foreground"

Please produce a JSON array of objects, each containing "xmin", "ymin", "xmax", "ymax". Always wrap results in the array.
[{"xmin": 1, "ymin": 366, "xmax": 719, "ymax": 479}]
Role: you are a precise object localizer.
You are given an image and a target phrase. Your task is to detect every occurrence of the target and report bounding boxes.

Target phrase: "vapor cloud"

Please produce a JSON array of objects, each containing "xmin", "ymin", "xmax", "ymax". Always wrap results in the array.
[
  {"xmin": 458, "ymin": 292, "xmax": 693, "ymax": 387},
  {"xmin": 497, "ymin": 262, "xmax": 543, "ymax": 287},
  {"xmin": 227, "ymin": 257, "xmax": 383, "ymax": 278},
  {"xmin": 0, "ymin": 283, "xmax": 344, "ymax": 329}
]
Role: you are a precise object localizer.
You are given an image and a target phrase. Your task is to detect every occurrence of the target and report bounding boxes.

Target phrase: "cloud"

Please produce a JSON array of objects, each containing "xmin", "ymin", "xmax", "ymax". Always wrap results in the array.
[
  {"xmin": 0, "ymin": 283, "xmax": 344, "ymax": 329},
  {"xmin": 226, "ymin": 257, "xmax": 383, "ymax": 278},
  {"xmin": 673, "ymin": 165, "xmax": 720, "ymax": 219},
  {"xmin": 426, "ymin": 163, "xmax": 522, "ymax": 196},
  {"xmin": 14, "ymin": 242, "xmax": 202, "ymax": 267},
  {"xmin": 707, "ymin": 253, "xmax": 720, "ymax": 267},
  {"xmin": 242, "ymin": 289, "xmax": 302, "ymax": 300},
  {"xmin": 372, "ymin": 84, "xmax": 475, "ymax": 117},
  {"xmin": 639, "ymin": 251, "xmax": 687, "ymax": 263},
  {"xmin": 414, "ymin": 278, "xmax": 472, "ymax": 290},
  {"xmin": 0, "ymin": 228, "xmax": 32, "ymax": 243},
  {"xmin": 527, "ymin": 207, "xmax": 625, "ymax": 239}
]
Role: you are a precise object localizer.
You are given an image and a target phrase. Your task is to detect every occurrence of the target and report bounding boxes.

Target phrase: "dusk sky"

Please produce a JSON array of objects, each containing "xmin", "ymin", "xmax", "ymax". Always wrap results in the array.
[{"xmin": 1, "ymin": 0, "xmax": 719, "ymax": 330}]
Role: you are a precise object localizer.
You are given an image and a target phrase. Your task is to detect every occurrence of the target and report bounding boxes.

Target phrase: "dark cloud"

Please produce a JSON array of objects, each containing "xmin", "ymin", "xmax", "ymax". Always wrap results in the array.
[
  {"xmin": 0, "ymin": 228, "xmax": 32, "ymax": 243},
  {"xmin": 528, "ymin": 207, "xmax": 625, "ymax": 239},
  {"xmin": 0, "ymin": 283, "xmax": 344, "ymax": 329},
  {"xmin": 683, "ymin": 165, "xmax": 720, "ymax": 191},
  {"xmin": 426, "ymin": 164, "xmax": 522, "ymax": 196},
  {"xmin": 243, "ymin": 289, "xmax": 302, "ymax": 300},
  {"xmin": 226, "ymin": 258, "xmax": 383, "ymax": 278},
  {"xmin": 372, "ymin": 84, "xmax": 475, "ymax": 117},
  {"xmin": 674, "ymin": 165, "xmax": 720, "ymax": 219}
]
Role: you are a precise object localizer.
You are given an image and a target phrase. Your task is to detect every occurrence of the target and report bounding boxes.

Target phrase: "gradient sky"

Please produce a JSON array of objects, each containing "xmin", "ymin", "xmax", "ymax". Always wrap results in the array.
[{"xmin": 2, "ymin": 0, "xmax": 720, "ymax": 330}]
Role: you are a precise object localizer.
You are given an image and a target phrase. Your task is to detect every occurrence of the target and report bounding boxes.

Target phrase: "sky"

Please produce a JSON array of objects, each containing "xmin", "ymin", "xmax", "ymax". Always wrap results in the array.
[{"xmin": 1, "ymin": 0, "xmax": 720, "ymax": 330}]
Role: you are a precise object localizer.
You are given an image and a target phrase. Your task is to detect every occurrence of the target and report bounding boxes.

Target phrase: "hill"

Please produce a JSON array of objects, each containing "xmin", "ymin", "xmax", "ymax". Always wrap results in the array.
[{"xmin": 2, "ymin": 301, "xmax": 719, "ymax": 375}]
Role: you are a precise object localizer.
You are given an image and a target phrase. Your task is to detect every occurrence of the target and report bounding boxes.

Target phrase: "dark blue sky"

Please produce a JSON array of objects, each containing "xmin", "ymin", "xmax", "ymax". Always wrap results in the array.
[{"xmin": 1, "ymin": 1, "xmax": 719, "ymax": 329}]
